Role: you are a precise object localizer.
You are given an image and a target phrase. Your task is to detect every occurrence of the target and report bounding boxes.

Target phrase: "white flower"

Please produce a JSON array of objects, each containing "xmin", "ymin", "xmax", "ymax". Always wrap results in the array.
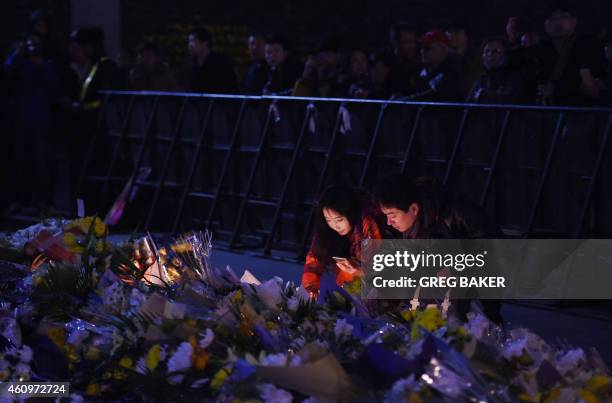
[
  {"xmin": 129, "ymin": 288, "xmax": 147, "ymax": 310},
  {"xmin": 67, "ymin": 329, "xmax": 89, "ymax": 347},
  {"xmin": 385, "ymin": 375, "xmax": 416, "ymax": 403},
  {"xmin": 556, "ymin": 348, "xmax": 585, "ymax": 375},
  {"xmin": 190, "ymin": 378, "xmax": 209, "ymax": 388},
  {"xmin": 502, "ymin": 338, "xmax": 527, "ymax": 360},
  {"xmin": 69, "ymin": 394, "xmax": 85, "ymax": 403},
  {"xmin": 259, "ymin": 383, "xmax": 293, "ymax": 403},
  {"xmin": 334, "ymin": 318, "xmax": 354, "ymax": 340},
  {"xmin": 15, "ymin": 363, "xmax": 30, "ymax": 376},
  {"xmin": 18, "ymin": 345, "xmax": 33, "ymax": 363},
  {"xmin": 256, "ymin": 278, "xmax": 284, "ymax": 310},
  {"xmin": 260, "ymin": 352, "xmax": 287, "ymax": 366},
  {"xmin": 167, "ymin": 342, "xmax": 193, "ymax": 384},
  {"xmin": 287, "ymin": 296, "xmax": 300, "ymax": 312},
  {"xmin": 199, "ymin": 328, "xmax": 214, "ymax": 349},
  {"xmin": 464, "ymin": 313, "xmax": 490, "ymax": 340},
  {"xmin": 135, "ymin": 357, "xmax": 147, "ymax": 375}
]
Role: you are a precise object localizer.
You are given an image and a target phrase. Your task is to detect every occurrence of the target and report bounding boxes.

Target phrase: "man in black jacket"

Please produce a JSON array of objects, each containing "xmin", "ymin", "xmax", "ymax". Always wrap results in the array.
[
  {"xmin": 186, "ymin": 26, "xmax": 237, "ymax": 94},
  {"xmin": 373, "ymin": 174, "xmax": 503, "ymax": 324}
]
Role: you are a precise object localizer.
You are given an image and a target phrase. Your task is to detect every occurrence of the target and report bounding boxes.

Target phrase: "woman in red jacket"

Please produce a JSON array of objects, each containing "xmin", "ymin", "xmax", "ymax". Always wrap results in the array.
[{"xmin": 302, "ymin": 185, "xmax": 384, "ymax": 294}]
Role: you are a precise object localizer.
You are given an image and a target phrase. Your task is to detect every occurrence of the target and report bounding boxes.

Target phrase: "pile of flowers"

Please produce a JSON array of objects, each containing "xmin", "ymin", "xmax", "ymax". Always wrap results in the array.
[{"xmin": 0, "ymin": 217, "xmax": 610, "ymax": 402}]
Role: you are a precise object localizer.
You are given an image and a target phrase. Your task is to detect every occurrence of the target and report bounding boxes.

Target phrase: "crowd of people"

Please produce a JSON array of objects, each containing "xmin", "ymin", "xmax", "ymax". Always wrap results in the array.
[{"xmin": 3, "ymin": 2, "xmax": 612, "ymax": 213}]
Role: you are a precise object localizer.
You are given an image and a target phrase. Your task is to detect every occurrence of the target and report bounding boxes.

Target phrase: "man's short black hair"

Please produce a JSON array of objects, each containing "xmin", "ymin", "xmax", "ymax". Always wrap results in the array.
[
  {"xmin": 390, "ymin": 22, "xmax": 417, "ymax": 43},
  {"xmin": 189, "ymin": 26, "xmax": 212, "ymax": 46},
  {"xmin": 373, "ymin": 173, "xmax": 419, "ymax": 212},
  {"xmin": 247, "ymin": 29, "xmax": 266, "ymax": 39},
  {"xmin": 137, "ymin": 39, "xmax": 160, "ymax": 54},
  {"xmin": 546, "ymin": 0, "xmax": 577, "ymax": 18},
  {"xmin": 265, "ymin": 33, "xmax": 289, "ymax": 51}
]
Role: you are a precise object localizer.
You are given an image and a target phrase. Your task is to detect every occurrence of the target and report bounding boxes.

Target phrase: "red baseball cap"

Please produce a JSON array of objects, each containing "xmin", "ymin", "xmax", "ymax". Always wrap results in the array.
[{"xmin": 421, "ymin": 29, "xmax": 450, "ymax": 46}]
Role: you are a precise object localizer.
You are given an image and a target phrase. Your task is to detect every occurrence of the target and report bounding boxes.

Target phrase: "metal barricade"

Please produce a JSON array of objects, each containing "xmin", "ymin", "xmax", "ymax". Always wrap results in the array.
[{"xmin": 76, "ymin": 91, "xmax": 612, "ymax": 260}]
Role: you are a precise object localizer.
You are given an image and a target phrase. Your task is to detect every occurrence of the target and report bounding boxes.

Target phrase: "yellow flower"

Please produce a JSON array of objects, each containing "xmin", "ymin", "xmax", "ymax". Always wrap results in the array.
[
  {"xmin": 86, "ymin": 347, "xmax": 101, "ymax": 361},
  {"xmin": 411, "ymin": 307, "xmax": 445, "ymax": 341},
  {"xmin": 400, "ymin": 308, "xmax": 417, "ymax": 322},
  {"xmin": 265, "ymin": 321, "xmax": 278, "ymax": 331},
  {"xmin": 146, "ymin": 345, "xmax": 162, "ymax": 371},
  {"xmin": 85, "ymin": 383, "xmax": 101, "ymax": 396},
  {"xmin": 587, "ymin": 375, "xmax": 610, "ymax": 394},
  {"xmin": 119, "ymin": 356, "xmax": 133, "ymax": 369},
  {"xmin": 211, "ymin": 366, "xmax": 232, "ymax": 389},
  {"xmin": 95, "ymin": 240, "xmax": 109, "ymax": 254},
  {"xmin": 230, "ymin": 290, "xmax": 243, "ymax": 305},
  {"xmin": 542, "ymin": 388, "xmax": 560, "ymax": 403},
  {"xmin": 47, "ymin": 328, "xmax": 65, "ymax": 348},
  {"xmin": 578, "ymin": 389, "xmax": 601, "ymax": 403},
  {"xmin": 344, "ymin": 279, "xmax": 362, "ymax": 295},
  {"xmin": 63, "ymin": 233, "xmax": 85, "ymax": 253},
  {"xmin": 93, "ymin": 217, "xmax": 107, "ymax": 237},
  {"xmin": 33, "ymin": 276, "xmax": 43, "ymax": 287}
]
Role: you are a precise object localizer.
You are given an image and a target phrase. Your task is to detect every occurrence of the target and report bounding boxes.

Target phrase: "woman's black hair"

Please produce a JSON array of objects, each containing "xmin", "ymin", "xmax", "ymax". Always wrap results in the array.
[{"xmin": 311, "ymin": 185, "xmax": 362, "ymax": 264}]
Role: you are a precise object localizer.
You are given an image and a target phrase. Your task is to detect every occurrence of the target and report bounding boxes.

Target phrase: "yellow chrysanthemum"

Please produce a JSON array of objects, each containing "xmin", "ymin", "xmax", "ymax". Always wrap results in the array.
[
  {"xmin": 587, "ymin": 375, "xmax": 610, "ymax": 394},
  {"xmin": 85, "ymin": 383, "xmax": 101, "ymax": 396},
  {"xmin": 146, "ymin": 345, "xmax": 162, "ymax": 371},
  {"xmin": 210, "ymin": 366, "xmax": 232, "ymax": 389},
  {"xmin": 411, "ymin": 307, "xmax": 445, "ymax": 341},
  {"xmin": 85, "ymin": 347, "xmax": 101, "ymax": 361},
  {"xmin": 119, "ymin": 356, "xmax": 133, "ymax": 369},
  {"xmin": 578, "ymin": 388, "xmax": 601, "ymax": 403}
]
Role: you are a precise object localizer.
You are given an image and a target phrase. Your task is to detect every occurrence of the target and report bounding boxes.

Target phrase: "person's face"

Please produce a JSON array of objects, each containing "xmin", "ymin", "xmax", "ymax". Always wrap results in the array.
[
  {"xmin": 605, "ymin": 42, "xmax": 612, "ymax": 64},
  {"xmin": 248, "ymin": 35, "xmax": 265, "ymax": 61},
  {"xmin": 545, "ymin": 11, "xmax": 577, "ymax": 39},
  {"xmin": 317, "ymin": 50, "xmax": 338, "ymax": 74},
  {"xmin": 521, "ymin": 32, "xmax": 540, "ymax": 48},
  {"xmin": 69, "ymin": 41, "xmax": 88, "ymax": 65},
  {"xmin": 396, "ymin": 31, "xmax": 417, "ymax": 60},
  {"xmin": 380, "ymin": 204, "xmax": 419, "ymax": 233},
  {"xmin": 371, "ymin": 60, "xmax": 390, "ymax": 86},
  {"xmin": 506, "ymin": 17, "xmax": 520, "ymax": 43},
  {"xmin": 323, "ymin": 208, "xmax": 352, "ymax": 236},
  {"xmin": 421, "ymin": 42, "xmax": 447, "ymax": 67},
  {"xmin": 350, "ymin": 51, "xmax": 368, "ymax": 77},
  {"xmin": 447, "ymin": 29, "xmax": 468, "ymax": 51},
  {"xmin": 265, "ymin": 43, "xmax": 288, "ymax": 68},
  {"xmin": 483, "ymin": 41, "xmax": 506, "ymax": 70},
  {"xmin": 33, "ymin": 19, "xmax": 48, "ymax": 37},
  {"xmin": 188, "ymin": 34, "xmax": 208, "ymax": 57},
  {"xmin": 138, "ymin": 49, "xmax": 158, "ymax": 71}
]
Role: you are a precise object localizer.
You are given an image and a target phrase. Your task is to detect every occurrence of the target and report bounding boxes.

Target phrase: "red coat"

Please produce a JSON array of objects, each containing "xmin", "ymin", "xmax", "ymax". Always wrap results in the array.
[{"xmin": 302, "ymin": 213, "xmax": 383, "ymax": 292}]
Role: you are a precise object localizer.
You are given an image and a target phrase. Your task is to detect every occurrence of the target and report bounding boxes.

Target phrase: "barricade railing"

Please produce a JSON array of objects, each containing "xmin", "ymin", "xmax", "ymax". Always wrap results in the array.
[{"xmin": 75, "ymin": 91, "xmax": 612, "ymax": 260}]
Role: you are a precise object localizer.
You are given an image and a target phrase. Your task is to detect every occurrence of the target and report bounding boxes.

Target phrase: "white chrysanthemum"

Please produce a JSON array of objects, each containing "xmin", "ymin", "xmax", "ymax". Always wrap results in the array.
[
  {"xmin": 199, "ymin": 328, "xmax": 214, "ymax": 349},
  {"xmin": 15, "ymin": 363, "xmax": 30, "ymax": 376},
  {"xmin": 129, "ymin": 288, "xmax": 147, "ymax": 310},
  {"xmin": 18, "ymin": 345, "xmax": 33, "ymax": 363},
  {"xmin": 260, "ymin": 352, "xmax": 287, "ymax": 366},
  {"xmin": 334, "ymin": 318, "xmax": 354, "ymax": 340},
  {"xmin": 167, "ymin": 342, "xmax": 193, "ymax": 384},
  {"xmin": 259, "ymin": 383, "xmax": 293, "ymax": 403},
  {"xmin": 69, "ymin": 393, "xmax": 85, "ymax": 403},
  {"xmin": 287, "ymin": 296, "xmax": 300, "ymax": 312},
  {"xmin": 135, "ymin": 357, "xmax": 147, "ymax": 375},
  {"xmin": 464, "ymin": 313, "xmax": 490, "ymax": 340},
  {"xmin": 556, "ymin": 348, "xmax": 585, "ymax": 375},
  {"xmin": 255, "ymin": 278, "xmax": 284, "ymax": 310}
]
